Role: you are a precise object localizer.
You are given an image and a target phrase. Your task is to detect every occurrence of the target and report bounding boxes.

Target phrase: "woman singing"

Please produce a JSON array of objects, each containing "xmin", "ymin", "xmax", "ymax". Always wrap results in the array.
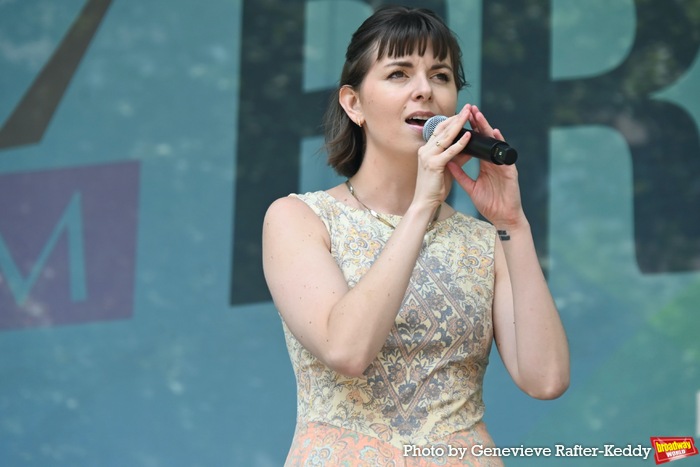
[{"xmin": 263, "ymin": 6, "xmax": 570, "ymax": 465}]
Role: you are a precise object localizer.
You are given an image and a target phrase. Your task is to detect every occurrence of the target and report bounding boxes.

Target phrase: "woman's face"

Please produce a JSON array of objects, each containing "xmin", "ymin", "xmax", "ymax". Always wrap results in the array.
[{"xmin": 355, "ymin": 42, "xmax": 459, "ymax": 158}]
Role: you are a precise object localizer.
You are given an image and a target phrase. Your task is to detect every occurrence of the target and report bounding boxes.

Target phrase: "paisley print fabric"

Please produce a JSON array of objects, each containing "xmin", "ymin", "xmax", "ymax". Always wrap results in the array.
[
  {"xmin": 281, "ymin": 191, "xmax": 498, "ymax": 465},
  {"xmin": 286, "ymin": 421, "xmax": 503, "ymax": 466}
]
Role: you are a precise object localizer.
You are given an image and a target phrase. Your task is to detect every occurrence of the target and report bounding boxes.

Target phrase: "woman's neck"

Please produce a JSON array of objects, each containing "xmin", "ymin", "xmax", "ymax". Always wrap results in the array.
[{"xmin": 349, "ymin": 150, "xmax": 418, "ymax": 216}]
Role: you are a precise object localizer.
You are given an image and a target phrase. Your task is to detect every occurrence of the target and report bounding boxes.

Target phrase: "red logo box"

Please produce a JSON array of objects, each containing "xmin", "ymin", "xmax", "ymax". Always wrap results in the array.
[{"xmin": 650, "ymin": 437, "xmax": 698, "ymax": 464}]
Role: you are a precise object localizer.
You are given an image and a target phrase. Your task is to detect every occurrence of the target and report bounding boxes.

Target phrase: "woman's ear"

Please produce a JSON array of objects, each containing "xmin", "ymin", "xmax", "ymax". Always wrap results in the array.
[{"xmin": 339, "ymin": 85, "xmax": 364, "ymax": 128}]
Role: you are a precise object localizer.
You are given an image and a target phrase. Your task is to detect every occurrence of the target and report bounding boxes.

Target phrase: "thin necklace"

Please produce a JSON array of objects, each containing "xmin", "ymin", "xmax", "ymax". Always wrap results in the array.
[{"xmin": 345, "ymin": 179, "xmax": 441, "ymax": 231}]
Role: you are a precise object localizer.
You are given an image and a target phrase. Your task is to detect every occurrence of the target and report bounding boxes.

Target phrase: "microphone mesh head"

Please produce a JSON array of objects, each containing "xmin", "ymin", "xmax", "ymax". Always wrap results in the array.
[{"xmin": 422, "ymin": 115, "xmax": 447, "ymax": 141}]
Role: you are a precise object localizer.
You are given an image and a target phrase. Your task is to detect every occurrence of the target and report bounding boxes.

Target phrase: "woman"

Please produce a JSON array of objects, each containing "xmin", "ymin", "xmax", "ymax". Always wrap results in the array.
[{"xmin": 262, "ymin": 6, "xmax": 569, "ymax": 466}]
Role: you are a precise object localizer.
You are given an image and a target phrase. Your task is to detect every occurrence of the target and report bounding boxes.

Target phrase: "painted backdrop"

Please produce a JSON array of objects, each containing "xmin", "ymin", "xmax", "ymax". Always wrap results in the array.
[{"xmin": 1, "ymin": 0, "xmax": 699, "ymax": 465}]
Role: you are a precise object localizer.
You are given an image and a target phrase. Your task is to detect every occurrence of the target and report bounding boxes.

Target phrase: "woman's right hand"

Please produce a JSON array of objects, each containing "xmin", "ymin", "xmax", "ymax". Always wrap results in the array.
[{"xmin": 413, "ymin": 104, "xmax": 474, "ymax": 210}]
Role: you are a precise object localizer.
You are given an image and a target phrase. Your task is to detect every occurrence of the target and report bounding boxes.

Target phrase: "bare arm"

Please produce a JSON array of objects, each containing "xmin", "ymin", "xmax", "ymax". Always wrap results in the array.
[
  {"xmin": 263, "ymin": 195, "xmax": 438, "ymax": 377},
  {"xmin": 491, "ymin": 220, "xmax": 570, "ymax": 399},
  {"xmin": 447, "ymin": 105, "xmax": 570, "ymax": 399}
]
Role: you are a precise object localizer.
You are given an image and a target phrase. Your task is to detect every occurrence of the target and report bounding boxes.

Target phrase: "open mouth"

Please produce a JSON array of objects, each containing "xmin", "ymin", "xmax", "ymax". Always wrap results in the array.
[{"xmin": 406, "ymin": 116, "xmax": 429, "ymax": 127}]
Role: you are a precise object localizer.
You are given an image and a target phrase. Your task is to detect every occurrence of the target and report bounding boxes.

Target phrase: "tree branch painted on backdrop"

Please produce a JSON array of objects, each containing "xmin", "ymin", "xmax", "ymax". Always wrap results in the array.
[{"xmin": 0, "ymin": 0, "xmax": 113, "ymax": 149}]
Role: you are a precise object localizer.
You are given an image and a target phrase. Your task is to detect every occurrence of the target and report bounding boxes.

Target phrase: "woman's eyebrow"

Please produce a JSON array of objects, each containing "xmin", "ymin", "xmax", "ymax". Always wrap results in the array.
[{"xmin": 383, "ymin": 60, "xmax": 453, "ymax": 72}]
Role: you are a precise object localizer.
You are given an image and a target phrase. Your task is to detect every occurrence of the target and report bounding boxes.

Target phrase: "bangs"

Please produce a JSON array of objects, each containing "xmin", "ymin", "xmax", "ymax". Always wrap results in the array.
[
  {"xmin": 374, "ymin": 13, "xmax": 454, "ymax": 62},
  {"xmin": 340, "ymin": 6, "xmax": 467, "ymax": 90}
]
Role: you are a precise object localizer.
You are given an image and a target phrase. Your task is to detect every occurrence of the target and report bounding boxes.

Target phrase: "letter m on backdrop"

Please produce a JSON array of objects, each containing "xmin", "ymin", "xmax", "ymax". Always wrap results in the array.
[
  {"xmin": 0, "ymin": 192, "xmax": 87, "ymax": 306},
  {"xmin": 0, "ymin": 163, "xmax": 139, "ymax": 330}
]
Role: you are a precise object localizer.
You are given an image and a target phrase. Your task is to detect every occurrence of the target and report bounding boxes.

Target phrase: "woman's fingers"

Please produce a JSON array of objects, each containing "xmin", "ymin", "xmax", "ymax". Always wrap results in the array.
[
  {"xmin": 493, "ymin": 128, "xmax": 506, "ymax": 142},
  {"xmin": 447, "ymin": 159, "xmax": 476, "ymax": 194},
  {"xmin": 431, "ymin": 104, "xmax": 471, "ymax": 149},
  {"xmin": 470, "ymin": 105, "xmax": 500, "ymax": 140}
]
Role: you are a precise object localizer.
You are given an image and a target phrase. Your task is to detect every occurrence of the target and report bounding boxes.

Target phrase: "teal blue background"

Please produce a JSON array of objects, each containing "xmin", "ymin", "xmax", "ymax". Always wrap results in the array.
[{"xmin": 1, "ymin": 1, "xmax": 699, "ymax": 465}]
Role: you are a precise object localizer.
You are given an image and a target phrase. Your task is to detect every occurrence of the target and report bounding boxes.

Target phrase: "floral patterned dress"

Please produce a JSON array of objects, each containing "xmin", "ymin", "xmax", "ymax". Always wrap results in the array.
[{"xmin": 280, "ymin": 191, "xmax": 503, "ymax": 466}]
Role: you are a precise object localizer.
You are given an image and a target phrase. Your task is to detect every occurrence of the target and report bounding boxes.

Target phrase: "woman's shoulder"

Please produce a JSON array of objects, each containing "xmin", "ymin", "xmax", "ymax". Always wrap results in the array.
[
  {"xmin": 264, "ymin": 193, "xmax": 333, "ymax": 248},
  {"xmin": 266, "ymin": 189, "xmax": 344, "ymax": 235},
  {"xmin": 287, "ymin": 189, "xmax": 338, "ymax": 217},
  {"xmin": 266, "ymin": 191, "xmax": 326, "ymax": 220}
]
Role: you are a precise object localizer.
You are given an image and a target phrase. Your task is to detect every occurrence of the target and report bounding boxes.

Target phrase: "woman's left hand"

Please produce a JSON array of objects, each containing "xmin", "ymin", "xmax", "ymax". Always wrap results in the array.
[{"xmin": 446, "ymin": 105, "xmax": 526, "ymax": 229}]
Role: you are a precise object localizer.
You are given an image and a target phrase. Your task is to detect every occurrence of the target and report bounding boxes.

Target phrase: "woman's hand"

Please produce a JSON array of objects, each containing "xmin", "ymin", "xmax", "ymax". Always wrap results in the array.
[
  {"xmin": 413, "ymin": 104, "xmax": 473, "ymax": 210},
  {"xmin": 446, "ymin": 105, "xmax": 526, "ymax": 229}
]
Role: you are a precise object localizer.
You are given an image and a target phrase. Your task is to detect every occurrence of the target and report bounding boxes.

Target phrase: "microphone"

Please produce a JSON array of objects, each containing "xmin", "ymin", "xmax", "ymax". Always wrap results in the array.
[{"xmin": 422, "ymin": 115, "xmax": 518, "ymax": 165}]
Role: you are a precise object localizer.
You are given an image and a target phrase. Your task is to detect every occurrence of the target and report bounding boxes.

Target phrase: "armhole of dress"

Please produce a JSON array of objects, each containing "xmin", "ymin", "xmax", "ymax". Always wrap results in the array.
[
  {"xmin": 488, "ymin": 224, "xmax": 497, "ymax": 262},
  {"xmin": 288, "ymin": 193, "xmax": 333, "ymax": 236},
  {"xmin": 487, "ymin": 223, "xmax": 497, "ymax": 292}
]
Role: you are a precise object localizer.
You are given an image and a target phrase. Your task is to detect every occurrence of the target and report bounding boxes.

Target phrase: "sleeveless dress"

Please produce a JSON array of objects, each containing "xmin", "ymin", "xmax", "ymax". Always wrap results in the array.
[{"xmin": 280, "ymin": 191, "xmax": 503, "ymax": 466}]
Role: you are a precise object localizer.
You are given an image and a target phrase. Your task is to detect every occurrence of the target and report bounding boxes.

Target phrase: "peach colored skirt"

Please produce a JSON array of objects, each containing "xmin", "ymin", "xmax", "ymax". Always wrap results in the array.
[{"xmin": 285, "ymin": 421, "xmax": 504, "ymax": 466}]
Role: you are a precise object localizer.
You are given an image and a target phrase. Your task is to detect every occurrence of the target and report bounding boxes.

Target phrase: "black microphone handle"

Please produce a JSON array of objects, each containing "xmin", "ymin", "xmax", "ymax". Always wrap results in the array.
[{"xmin": 453, "ymin": 128, "xmax": 518, "ymax": 165}]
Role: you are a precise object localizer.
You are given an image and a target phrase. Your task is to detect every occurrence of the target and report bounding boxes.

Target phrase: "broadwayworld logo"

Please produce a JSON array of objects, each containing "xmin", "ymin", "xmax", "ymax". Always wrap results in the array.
[{"xmin": 650, "ymin": 437, "xmax": 699, "ymax": 464}]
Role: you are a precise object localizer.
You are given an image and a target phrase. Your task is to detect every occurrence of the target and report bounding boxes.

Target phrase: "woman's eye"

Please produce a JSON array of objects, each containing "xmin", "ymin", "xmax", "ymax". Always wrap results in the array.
[
  {"xmin": 434, "ymin": 73, "xmax": 450, "ymax": 82},
  {"xmin": 388, "ymin": 70, "xmax": 406, "ymax": 79}
]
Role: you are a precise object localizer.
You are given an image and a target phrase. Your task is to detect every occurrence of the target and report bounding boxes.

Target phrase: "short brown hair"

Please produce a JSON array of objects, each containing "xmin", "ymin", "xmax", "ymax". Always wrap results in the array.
[{"xmin": 324, "ymin": 6, "xmax": 467, "ymax": 177}]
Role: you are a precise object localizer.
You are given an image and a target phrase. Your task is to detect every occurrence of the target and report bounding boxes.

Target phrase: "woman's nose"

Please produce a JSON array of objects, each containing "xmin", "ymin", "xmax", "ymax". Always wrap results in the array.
[{"xmin": 412, "ymin": 74, "xmax": 432, "ymax": 101}]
